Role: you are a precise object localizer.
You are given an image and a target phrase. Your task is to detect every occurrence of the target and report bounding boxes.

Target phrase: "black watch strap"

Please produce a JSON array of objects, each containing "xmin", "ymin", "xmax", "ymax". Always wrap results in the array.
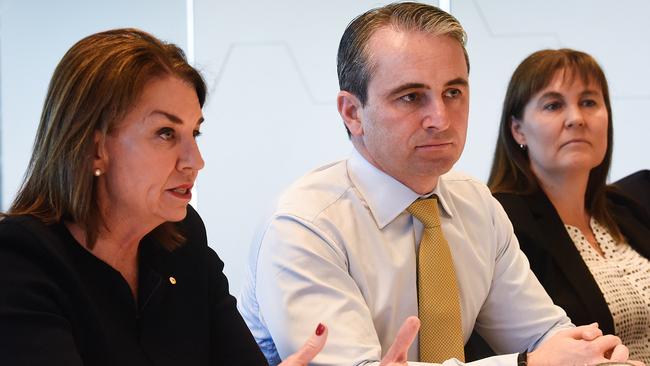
[{"xmin": 517, "ymin": 352, "xmax": 527, "ymax": 366}]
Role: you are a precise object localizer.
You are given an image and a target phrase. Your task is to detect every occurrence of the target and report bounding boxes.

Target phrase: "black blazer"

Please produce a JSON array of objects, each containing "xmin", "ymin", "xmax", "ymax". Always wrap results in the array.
[
  {"xmin": 0, "ymin": 206, "xmax": 267, "ymax": 366},
  {"xmin": 494, "ymin": 189, "xmax": 650, "ymax": 335}
]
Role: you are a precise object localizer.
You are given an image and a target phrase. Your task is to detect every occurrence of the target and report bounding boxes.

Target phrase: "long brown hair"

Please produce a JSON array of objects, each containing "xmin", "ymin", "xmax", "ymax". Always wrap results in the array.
[
  {"xmin": 488, "ymin": 48, "xmax": 621, "ymax": 241},
  {"xmin": 5, "ymin": 28, "xmax": 207, "ymax": 250}
]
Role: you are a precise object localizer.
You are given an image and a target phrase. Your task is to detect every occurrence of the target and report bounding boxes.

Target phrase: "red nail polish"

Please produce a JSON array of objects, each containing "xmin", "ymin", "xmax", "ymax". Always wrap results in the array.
[{"xmin": 315, "ymin": 323, "xmax": 325, "ymax": 336}]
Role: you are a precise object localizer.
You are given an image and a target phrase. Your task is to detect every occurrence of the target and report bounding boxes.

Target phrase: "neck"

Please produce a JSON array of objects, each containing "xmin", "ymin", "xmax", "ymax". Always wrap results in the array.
[
  {"xmin": 66, "ymin": 216, "xmax": 152, "ymax": 301},
  {"xmin": 535, "ymin": 167, "xmax": 590, "ymax": 227},
  {"xmin": 353, "ymin": 143, "xmax": 439, "ymax": 195},
  {"xmin": 405, "ymin": 178, "xmax": 439, "ymax": 195}
]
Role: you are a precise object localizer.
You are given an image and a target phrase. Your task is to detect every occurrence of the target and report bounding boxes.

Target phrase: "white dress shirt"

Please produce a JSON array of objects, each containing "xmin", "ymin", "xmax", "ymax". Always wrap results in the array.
[{"xmin": 238, "ymin": 149, "xmax": 573, "ymax": 366}]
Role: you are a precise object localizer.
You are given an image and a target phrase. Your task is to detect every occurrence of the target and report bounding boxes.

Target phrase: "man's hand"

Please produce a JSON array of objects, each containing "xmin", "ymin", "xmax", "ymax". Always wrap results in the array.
[
  {"xmin": 528, "ymin": 323, "xmax": 645, "ymax": 366},
  {"xmin": 279, "ymin": 323, "xmax": 328, "ymax": 366},
  {"xmin": 380, "ymin": 316, "xmax": 421, "ymax": 366}
]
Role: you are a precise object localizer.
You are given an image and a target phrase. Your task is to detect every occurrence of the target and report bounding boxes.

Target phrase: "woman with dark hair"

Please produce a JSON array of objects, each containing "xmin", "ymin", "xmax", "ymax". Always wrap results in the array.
[
  {"xmin": 0, "ymin": 28, "xmax": 330, "ymax": 366},
  {"xmin": 488, "ymin": 48, "xmax": 650, "ymax": 362}
]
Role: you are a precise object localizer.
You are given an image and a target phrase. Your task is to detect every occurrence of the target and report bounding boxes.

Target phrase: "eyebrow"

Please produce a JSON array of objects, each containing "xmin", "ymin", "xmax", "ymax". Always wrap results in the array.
[
  {"xmin": 538, "ymin": 89, "xmax": 601, "ymax": 101},
  {"xmin": 387, "ymin": 77, "xmax": 469, "ymax": 97},
  {"xmin": 580, "ymin": 90, "xmax": 600, "ymax": 97},
  {"xmin": 538, "ymin": 91, "xmax": 564, "ymax": 101},
  {"xmin": 387, "ymin": 83, "xmax": 429, "ymax": 97},
  {"xmin": 445, "ymin": 77, "xmax": 469, "ymax": 87},
  {"xmin": 151, "ymin": 110, "xmax": 204, "ymax": 125}
]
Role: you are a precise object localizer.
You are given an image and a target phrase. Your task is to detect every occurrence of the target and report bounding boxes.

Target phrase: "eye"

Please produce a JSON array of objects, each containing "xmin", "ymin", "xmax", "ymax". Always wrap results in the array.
[
  {"xmin": 543, "ymin": 101, "xmax": 563, "ymax": 111},
  {"xmin": 193, "ymin": 129, "xmax": 202, "ymax": 138},
  {"xmin": 399, "ymin": 92, "xmax": 420, "ymax": 103},
  {"xmin": 581, "ymin": 99, "xmax": 597, "ymax": 107},
  {"xmin": 158, "ymin": 127, "xmax": 175, "ymax": 141},
  {"xmin": 444, "ymin": 88, "xmax": 462, "ymax": 99}
]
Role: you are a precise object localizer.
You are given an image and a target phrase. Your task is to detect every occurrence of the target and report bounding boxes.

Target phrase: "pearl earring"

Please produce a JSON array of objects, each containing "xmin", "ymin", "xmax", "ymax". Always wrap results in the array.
[
  {"xmin": 94, "ymin": 169, "xmax": 102, "ymax": 177},
  {"xmin": 519, "ymin": 144, "xmax": 526, "ymax": 150}
]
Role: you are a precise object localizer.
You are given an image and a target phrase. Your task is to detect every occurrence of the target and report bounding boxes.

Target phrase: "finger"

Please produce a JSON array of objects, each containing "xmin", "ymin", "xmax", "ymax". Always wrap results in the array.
[
  {"xmin": 580, "ymin": 323, "xmax": 603, "ymax": 341},
  {"xmin": 590, "ymin": 334, "xmax": 622, "ymax": 355},
  {"xmin": 282, "ymin": 323, "xmax": 328, "ymax": 366},
  {"xmin": 559, "ymin": 323, "xmax": 601, "ymax": 340},
  {"xmin": 380, "ymin": 316, "xmax": 420, "ymax": 365},
  {"xmin": 608, "ymin": 344, "xmax": 629, "ymax": 362}
]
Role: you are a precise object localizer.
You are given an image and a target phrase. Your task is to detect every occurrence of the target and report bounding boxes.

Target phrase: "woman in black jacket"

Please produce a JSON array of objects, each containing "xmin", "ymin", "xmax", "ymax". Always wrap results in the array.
[
  {"xmin": 488, "ymin": 48, "xmax": 650, "ymax": 362},
  {"xmin": 0, "ymin": 28, "xmax": 328, "ymax": 366}
]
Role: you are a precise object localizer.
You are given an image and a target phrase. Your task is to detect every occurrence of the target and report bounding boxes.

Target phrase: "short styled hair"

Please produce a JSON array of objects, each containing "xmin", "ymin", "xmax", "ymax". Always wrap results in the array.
[
  {"xmin": 337, "ymin": 1, "xmax": 469, "ymax": 106},
  {"xmin": 6, "ymin": 28, "xmax": 207, "ymax": 250},
  {"xmin": 488, "ymin": 48, "xmax": 621, "ymax": 241}
]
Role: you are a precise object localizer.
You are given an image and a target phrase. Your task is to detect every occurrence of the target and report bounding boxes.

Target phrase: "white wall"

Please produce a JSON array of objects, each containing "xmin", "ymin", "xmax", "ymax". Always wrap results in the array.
[
  {"xmin": 0, "ymin": 0, "xmax": 187, "ymax": 208},
  {"xmin": 1, "ymin": 0, "xmax": 648, "ymax": 294}
]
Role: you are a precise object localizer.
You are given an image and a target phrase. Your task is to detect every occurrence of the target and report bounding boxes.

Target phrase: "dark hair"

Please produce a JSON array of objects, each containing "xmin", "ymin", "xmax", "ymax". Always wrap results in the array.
[
  {"xmin": 488, "ymin": 48, "xmax": 621, "ymax": 241},
  {"xmin": 5, "ymin": 28, "xmax": 207, "ymax": 250},
  {"xmin": 337, "ymin": 1, "xmax": 469, "ymax": 136}
]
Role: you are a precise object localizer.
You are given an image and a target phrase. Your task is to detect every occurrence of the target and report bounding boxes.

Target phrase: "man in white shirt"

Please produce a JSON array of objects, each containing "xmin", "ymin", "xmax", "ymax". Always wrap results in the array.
[{"xmin": 238, "ymin": 3, "xmax": 641, "ymax": 366}]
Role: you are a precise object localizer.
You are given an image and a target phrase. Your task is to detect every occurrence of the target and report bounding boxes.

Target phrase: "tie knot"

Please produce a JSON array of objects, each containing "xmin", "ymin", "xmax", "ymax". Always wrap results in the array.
[{"xmin": 407, "ymin": 197, "xmax": 441, "ymax": 228}]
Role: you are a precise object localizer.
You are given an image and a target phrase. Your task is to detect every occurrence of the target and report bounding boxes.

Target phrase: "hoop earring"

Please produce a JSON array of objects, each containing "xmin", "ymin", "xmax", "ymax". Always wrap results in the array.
[{"xmin": 94, "ymin": 169, "xmax": 102, "ymax": 177}]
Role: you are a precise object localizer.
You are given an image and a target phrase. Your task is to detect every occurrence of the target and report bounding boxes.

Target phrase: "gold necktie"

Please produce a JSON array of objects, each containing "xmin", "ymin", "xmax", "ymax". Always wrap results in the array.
[{"xmin": 408, "ymin": 197, "xmax": 465, "ymax": 362}]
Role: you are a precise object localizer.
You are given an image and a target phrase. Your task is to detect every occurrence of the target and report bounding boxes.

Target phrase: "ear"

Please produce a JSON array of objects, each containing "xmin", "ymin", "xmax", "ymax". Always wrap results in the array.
[
  {"xmin": 510, "ymin": 116, "xmax": 526, "ymax": 146},
  {"xmin": 337, "ymin": 91, "xmax": 364, "ymax": 137},
  {"xmin": 93, "ymin": 130, "xmax": 108, "ymax": 173}
]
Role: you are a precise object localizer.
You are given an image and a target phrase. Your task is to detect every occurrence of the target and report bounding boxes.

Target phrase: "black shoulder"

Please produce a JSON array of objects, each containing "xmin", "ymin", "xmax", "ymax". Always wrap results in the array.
[
  {"xmin": 612, "ymin": 170, "xmax": 650, "ymax": 215},
  {"xmin": 0, "ymin": 215, "xmax": 59, "ymax": 252},
  {"xmin": 0, "ymin": 215, "xmax": 78, "ymax": 276},
  {"xmin": 613, "ymin": 169, "xmax": 650, "ymax": 192},
  {"xmin": 606, "ymin": 186, "xmax": 650, "ymax": 224},
  {"xmin": 492, "ymin": 192, "xmax": 530, "ymax": 222}
]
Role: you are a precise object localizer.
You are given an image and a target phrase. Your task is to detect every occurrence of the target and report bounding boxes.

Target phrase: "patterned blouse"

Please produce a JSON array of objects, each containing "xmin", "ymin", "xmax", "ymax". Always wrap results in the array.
[{"xmin": 565, "ymin": 218, "xmax": 650, "ymax": 362}]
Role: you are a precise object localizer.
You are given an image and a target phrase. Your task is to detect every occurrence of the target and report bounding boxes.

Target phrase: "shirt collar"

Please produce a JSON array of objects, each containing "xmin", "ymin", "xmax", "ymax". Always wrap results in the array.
[
  {"xmin": 420, "ymin": 184, "xmax": 454, "ymax": 219},
  {"xmin": 347, "ymin": 148, "xmax": 453, "ymax": 229}
]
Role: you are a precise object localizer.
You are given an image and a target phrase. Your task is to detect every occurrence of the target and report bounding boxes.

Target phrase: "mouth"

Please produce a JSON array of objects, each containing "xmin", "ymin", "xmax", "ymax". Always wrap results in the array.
[
  {"xmin": 561, "ymin": 139, "xmax": 590, "ymax": 147},
  {"xmin": 415, "ymin": 141, "xmax": 453, "ymax": 150},
  {"xmin": 167, "ymin": 184, "xmax": 193, "ymax": 200}
]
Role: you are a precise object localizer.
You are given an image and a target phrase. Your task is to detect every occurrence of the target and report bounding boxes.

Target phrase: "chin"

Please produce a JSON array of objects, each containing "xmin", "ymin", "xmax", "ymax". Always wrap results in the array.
[
  {"xmin": 163, "ymin": 205, "xmax": 189, "ymax": 223},
  {"xmin": 418, "ymin": 158, "xmax": 456, "ymax": 177}
]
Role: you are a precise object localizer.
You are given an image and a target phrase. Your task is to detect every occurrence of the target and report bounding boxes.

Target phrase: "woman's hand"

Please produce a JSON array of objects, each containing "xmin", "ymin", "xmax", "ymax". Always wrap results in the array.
[
  {"xmin": 279, "ymin": 323, "xmax": 328, "ymax": 366},
  {"xmin": 279, "ymin": 316, "xmax": 420, "ymax": 366}
]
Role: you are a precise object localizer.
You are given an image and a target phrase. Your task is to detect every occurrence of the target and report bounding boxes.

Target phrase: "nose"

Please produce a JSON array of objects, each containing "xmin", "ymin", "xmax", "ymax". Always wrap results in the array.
[
  {"xmin": 178, "ymin": 138, "xmax": 205, "ymax": 173},
  {"xmin": 421, "ymin": 97, "xmax": 450, "ymax": 131},
  {"xmin": 565, "ymin": 105, "xmax": 585, "ymax": 128}
]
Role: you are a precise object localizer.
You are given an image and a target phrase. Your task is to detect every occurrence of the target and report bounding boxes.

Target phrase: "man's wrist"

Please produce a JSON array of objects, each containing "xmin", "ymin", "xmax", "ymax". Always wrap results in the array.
[{"xmin": 517, "ymin": 352, "xmax": 527, "ymax": 366}]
